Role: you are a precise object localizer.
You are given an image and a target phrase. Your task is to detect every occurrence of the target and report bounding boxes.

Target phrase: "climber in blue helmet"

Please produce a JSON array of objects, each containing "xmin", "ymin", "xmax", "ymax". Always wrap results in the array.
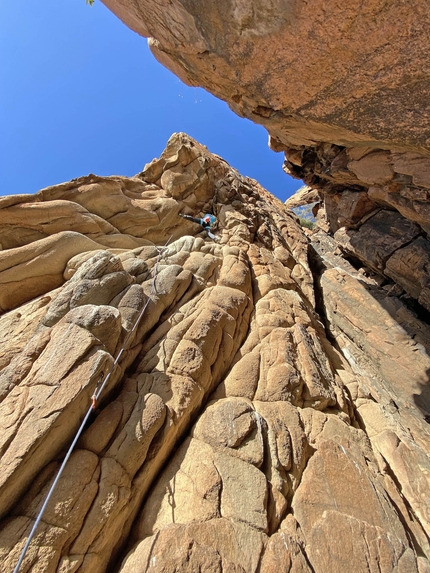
[{"xmin": 179, "ymin": 212, "xmax": 219, "ymax": 241}]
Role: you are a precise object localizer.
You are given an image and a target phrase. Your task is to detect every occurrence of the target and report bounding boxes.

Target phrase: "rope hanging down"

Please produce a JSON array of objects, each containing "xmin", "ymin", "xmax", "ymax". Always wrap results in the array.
[{"xmin": 13, "ymin": 237, "xmax": 172, "ymax": 573}]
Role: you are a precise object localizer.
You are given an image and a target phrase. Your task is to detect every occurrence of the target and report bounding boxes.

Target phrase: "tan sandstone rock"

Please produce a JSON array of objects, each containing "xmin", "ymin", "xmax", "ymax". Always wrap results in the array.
[{"xmin": 0, "ymin": 134, "xmax": 428, "ymax": 573}]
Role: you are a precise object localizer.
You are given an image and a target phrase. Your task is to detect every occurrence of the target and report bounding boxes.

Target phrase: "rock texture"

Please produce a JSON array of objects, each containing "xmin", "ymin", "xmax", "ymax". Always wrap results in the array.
[
  {"xmin": 102, "ymin": 0, "xmax": 430, "ymax": 149},
  {"xmin": 101, "ymin": 0, "xmax": 430, "ymax": 311},
  {"xmin": 0, "ymin": 134, "xmax": 429, "ymax": 573}
]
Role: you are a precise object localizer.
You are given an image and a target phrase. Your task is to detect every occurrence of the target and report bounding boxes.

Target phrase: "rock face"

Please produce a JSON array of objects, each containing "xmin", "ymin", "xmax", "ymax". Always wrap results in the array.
[
  {"xmin": 101, "ymin": 0, "xmax": 430, "ymax": 312},
  {"xmin": 0, "ymin": 134, "xmax": 429, "ymax": 573},
  {"xmin": 102, "ymin": 0, "xmax": 430, "ymax": 150}
]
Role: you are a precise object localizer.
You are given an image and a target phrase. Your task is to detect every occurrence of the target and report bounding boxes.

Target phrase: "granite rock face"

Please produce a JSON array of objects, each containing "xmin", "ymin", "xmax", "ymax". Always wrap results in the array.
[
  {"xmin": 0, "ymin": 134, "xmax": 429, "ymax": 573},
  {"xmin": 101, "ymin": 0, "xmax": 430, "ymax": 311}
]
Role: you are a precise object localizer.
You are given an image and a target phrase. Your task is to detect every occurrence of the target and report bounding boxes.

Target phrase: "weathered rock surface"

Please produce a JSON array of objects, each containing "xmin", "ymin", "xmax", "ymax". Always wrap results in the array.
[
  {"xmin": 102, "ymin": 0, "xmax": 430, "ymax": 150},
  {"xmin": 284, "ymin": 186, "xmax": 320, "ymax": 211},
  {"xmin": 0, "ymin": 134, "xmax": 429, "ymax": 572},
  {"xmin": 101, "ymin": 0, "xmax": 430, "ymax": 312}
]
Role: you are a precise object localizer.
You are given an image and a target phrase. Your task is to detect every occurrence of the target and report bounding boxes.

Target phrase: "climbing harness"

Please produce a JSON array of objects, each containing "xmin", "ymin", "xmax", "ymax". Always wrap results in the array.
[{"xmin": 13, "ymin": 236, "xmax": 172, "ymax": 573}]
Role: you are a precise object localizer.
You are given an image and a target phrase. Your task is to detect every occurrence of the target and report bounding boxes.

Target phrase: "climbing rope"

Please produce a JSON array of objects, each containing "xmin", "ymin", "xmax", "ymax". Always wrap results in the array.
[{"xmin": 13, "ymin": 236, "xmax": 172, "ymax": 573}]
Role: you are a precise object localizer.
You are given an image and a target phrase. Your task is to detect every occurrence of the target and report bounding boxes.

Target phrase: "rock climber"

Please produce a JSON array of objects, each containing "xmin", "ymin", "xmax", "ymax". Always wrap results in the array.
[{"xmin": 179, "ymin": 212, "xmax": 219, "ymax": 241}]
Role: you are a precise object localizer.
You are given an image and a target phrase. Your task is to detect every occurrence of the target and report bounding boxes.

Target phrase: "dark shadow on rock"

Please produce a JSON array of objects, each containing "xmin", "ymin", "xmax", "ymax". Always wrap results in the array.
[
  {"xmin": 413, "ymin": 368, "xmax": 430, "ymax": 423},
  {"xmin": 308, "ymin": 229, "xmax": 430, "ymax": 426}
]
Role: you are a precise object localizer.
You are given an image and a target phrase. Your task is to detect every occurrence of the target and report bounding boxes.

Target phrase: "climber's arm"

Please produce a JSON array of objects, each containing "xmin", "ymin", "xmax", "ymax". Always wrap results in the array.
[{"xmin": 179, "ymin": 213, "xmax": 203, "ymax": 225}]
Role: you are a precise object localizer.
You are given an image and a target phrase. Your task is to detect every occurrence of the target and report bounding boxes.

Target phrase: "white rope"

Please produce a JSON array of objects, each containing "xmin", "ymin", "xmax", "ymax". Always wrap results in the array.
[{"xmin": 13, "ymin": 236, "xmax": 172, "ymax": 573}]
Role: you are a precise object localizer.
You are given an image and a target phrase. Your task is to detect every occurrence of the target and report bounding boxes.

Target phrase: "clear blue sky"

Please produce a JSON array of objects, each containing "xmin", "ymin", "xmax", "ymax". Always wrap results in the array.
[{"xmin": 0, "ymin": 1, "xmax": 301, "ymax": 202}]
